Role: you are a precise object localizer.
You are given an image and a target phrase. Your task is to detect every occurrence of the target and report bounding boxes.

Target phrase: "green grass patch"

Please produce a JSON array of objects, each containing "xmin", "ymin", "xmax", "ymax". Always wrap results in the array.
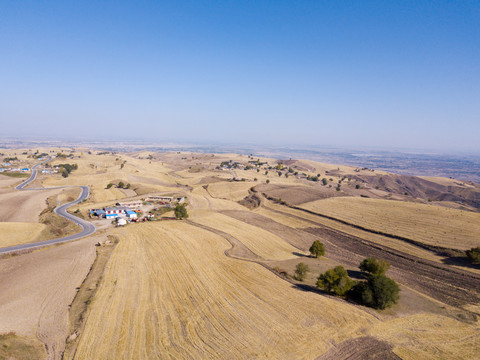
[{"xmin": 0, "ymin": 172, "xmax": 29, "ymax": 178}]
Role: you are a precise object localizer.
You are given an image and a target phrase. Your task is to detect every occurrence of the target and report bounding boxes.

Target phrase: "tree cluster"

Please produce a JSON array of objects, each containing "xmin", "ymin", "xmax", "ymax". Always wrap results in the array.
[
  {"xmin": 58, "ymin": 163, "xmax": 78, "ymax": 178},
  {"xmin": 315, "ymin": 255, "xmax": 400, "ymax": 310},
  {"xmin": 174, "ymin": 203, "xmax": 189, "ymax": 220}
]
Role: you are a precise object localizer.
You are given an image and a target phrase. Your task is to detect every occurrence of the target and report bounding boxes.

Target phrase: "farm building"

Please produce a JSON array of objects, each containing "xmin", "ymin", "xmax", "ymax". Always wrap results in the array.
[
  {"xmin": 104, "ymin": 207, "xmax": 129, "ymax": 219},
  {"xmin": 125, "ymin": 210, "xmax": 138, "ymax": 219},
  {"xmin": 118, "ymin": 200, "xmax": 143, "ymax": 208},
  {"xmin": 145, "ymin": 195, "xmax": 173, "ymax": 203},
  {"xmin": 90, "ymin": 209, "xmax": 106, "ymax": 218}
]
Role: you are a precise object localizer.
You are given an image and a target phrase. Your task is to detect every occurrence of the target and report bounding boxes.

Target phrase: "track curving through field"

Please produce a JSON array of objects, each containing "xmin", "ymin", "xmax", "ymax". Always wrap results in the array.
[{"xmin": 0, "ymin": 158, "xmax": 96, "ymax": 254}]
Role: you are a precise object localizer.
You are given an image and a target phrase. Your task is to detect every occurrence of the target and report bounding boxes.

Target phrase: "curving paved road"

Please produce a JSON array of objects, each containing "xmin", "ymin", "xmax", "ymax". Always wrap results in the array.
[{"xmin": 1, "ymin": 158, "xmax": 96, "ymax": 254}]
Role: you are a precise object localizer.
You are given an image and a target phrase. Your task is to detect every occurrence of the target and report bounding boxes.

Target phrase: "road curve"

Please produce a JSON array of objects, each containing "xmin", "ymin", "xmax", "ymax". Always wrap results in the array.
[{"xmin": 1, "ymin": 158, "xmax": 96, "ymax": 254}]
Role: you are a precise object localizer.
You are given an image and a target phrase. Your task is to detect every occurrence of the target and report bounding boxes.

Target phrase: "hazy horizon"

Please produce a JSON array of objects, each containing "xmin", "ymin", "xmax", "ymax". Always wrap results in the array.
[{"xmin": 1, "ymin": 2, "xmax": 479, "ymax": 153}]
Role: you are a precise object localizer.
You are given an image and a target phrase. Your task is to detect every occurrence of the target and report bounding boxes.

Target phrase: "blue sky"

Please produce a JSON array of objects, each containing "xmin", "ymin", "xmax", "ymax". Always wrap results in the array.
[{"xmin": 0, "ymin": 1, "xmax": 479, "ymax": 152}]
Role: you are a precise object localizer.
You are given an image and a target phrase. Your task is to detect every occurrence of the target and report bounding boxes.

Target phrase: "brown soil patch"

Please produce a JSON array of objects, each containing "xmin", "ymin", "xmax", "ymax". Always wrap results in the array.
[
  {"xmin": 357, "ymin": 174, "xmax": 480, "ymax": 210},
  {"xmin": 255, "ymin": 183, "xmax": 334, "ymax": 205},
  {"xmin": 317, "ymin": 336, "xmax": 401, "ymax": 360},
  {"xmin": 0, "ymin": 236, "xmax": 99, "ymax": 360},
  {"xmin": 0, "ymin": 188, "xmax": 62, "ymax": 222}
]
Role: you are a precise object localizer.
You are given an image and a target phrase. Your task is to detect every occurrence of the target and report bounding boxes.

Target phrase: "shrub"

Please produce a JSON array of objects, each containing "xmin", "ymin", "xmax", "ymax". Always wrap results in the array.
[
  {"xmin": 266, "ymin": 179, "xmax": 270, "ymax": 184},
  {"xmin": 309, "ymin": 240, "xmax": 325, "ymax": 258},
  {"xmin": 466, "ymin": 247, "xmax": 480, "ymax": 264},
  {"xmin": 350, "ymin": 274, "xmax": 400, "ymax": 309},
  {"xmin": 317, "ymin": 266, "xmax": 355, "ymax": 296},
  {"xmin": 355, "ymin": 184, "xmax": 360, "ymax": 189},
  {"xmin": 322, "ymin": 178, "xmax": 328, "ymax": 185},
  {"xmin": 294, "ymin": 262, "xmax": 309, "ymax": 281},
  {"xmin": 106, "ymin": 183, "xmax": 113, "ymax": 189},
  {"xmin": 118, "ymin": 181, "xmax": 125, "ymax": 188},
  {"xmin": 359, "ymin": 258, "xmax": 390, "ymax": 276}
]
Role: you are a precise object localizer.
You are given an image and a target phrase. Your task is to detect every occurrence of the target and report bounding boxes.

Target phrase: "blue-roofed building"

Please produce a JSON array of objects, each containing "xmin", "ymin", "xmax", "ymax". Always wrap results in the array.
[{"xmin": 125, "ymin": 210, "xmax": 138, "ymax": 219}]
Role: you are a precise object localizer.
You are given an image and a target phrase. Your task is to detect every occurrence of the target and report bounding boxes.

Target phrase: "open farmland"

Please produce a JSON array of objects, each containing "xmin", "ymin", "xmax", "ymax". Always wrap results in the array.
[
  {"xmin": 300, "ymin": 197, "xmax": 480, "ymax": 250},
  {"xmin": 1, "ymin": 149, "xmax": 480, "ymax": 360},
  {"xmin": 74, "ymin": 222, "xmax": 377, "ymax": 360}
]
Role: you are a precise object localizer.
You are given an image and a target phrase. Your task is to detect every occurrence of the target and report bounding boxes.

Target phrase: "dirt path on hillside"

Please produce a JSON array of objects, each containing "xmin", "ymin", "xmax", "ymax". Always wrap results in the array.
[{"xmin": 0, "ymin": 236, "xmax": 101, "ymax": 359}]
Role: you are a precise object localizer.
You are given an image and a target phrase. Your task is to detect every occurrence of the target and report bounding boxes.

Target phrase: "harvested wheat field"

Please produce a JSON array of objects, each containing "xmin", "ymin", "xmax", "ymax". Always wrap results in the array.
[
  {"xmin": 300, "ymin": 197, "xmax": 480, "ymax": 250},
  {"xmin": 192, "ymin": 212, "xmax": 300, "ymax": 260},
  {"xmin": 205, "ymin": 181, "xmax": 254, "ymax": 201},
  {"xmin": 368, "ymin": 313, "xmax": 480, "ymax": 359},
  {"xmin": 0, "ymin": 222, "xmax": 46, "ymax": 247},
  {"xmin": 74, "ymin": 222, "xmax": 376, "ymax": 360}
]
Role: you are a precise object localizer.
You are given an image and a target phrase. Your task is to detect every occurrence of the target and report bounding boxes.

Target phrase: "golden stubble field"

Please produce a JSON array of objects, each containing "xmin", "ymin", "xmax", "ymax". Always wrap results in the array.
[
  {"xmin": 74, "ymin": 222, "xmax": 480, "ymax": 360},
  {"xmin": 75, "ymin": 222, "xmax": 376, "ymax": 359},
  {"xmin": 300, "ymin": 197, "xmax": 480, "ymax": 250}
]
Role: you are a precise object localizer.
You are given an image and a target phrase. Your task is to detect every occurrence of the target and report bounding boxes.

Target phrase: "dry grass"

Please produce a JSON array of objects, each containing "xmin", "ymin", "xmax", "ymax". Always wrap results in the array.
[
  {"xmin": 206, "ymin": 181, "xmax": 255, "ymax": 201},
  {"xmin": 0, "ymin": 332, "xmax": 46, "ymax": 360},
  {"xmin": 192, "ymin": 212, "xmax": 300, "ymax": 260},
  {"xmin": 74, "ymin": 222, "xmax": 375, "ymax": 360},
  {"xmin": 369, "ymin": 313, "xmax": 480, "ymax": 359},
  {"xmin": 300, "ymin": 197, "xmax": 480, "ymax": 250},
  {"xmin": 0, "ymin": 222, "xmax": 46, "ymax": 247}
]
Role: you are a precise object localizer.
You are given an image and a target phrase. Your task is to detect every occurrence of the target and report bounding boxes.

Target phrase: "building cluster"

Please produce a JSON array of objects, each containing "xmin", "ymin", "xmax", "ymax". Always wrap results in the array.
[
  {"xmin": 90, "ymin": 195, "xmax": 185, "ymax": 222},
  {"xmin": 0, "ymin": 162, "xmax": 31, "ymax": 173}
]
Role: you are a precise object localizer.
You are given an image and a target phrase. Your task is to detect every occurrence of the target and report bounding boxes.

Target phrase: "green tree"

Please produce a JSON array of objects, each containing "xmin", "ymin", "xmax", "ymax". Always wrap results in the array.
[
  {"xmin": 322, "ymin": 178, "xmax": 328, "ymax": 185},
  {"xmin": 350, "ymin": 274, "xmax": 400, "ymax": 309},
  {"xmin": 174, "ymin": 203, "xmax": 189, "ymax": 220},
  {"xmin": 266, "ymin": 179, "xmax": 270, "ymax": 184},
  {"xmin": 317, "ymin": 266, "xmax": 355, "ymax": 296},
  {"xmin": 106, "ymin": 183, "xmax": 113, "ymax": 189},
  {"xmin": 61, "ymin": 168, "xmax": 69, "ymax": 178},
  {"xmin": 118, "ymin": 181, "xmax": 125, "ymax": 188},
  {"xmin": 466, "ymin": 247, "xmax": 480, "ymax": 264},
  {"xmin": 359, "ymin": 258, "xmax": 390, "ymax": 276},
  {"xmin": 309, "ymin": 240, "xmax": 325, "ymax": 258},
  {"xmin": 294, "ymin": 263, "xmax": 309, "ymax": 281}
]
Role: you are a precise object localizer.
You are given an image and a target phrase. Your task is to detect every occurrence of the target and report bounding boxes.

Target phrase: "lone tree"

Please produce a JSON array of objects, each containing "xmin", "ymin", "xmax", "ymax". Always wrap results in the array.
[
  {"xmin": 359, "ymin": 258, "xmax": 390, "ymax": 276},
  {"xmin": 466, "ymin": 247, "xmax": 480, "ymax": 264},
  {"xmin": 350, "ymin": 274, "xmax": 400, "ymax": 309},
  {"xmin": 174, "ymin": 203, "xmax": 189, "ymax": 220},
  {"xmin": 118, "ymin": 181, "xmax": 125, "ymax": 188},
  {"xmin": 309, "ymin": 240, "xmax": 325, "ymax": 258},
  {"xmin": 294, "ymin": 263, "xmax": 309, "ymax": 281},
  {"xmin": 317, "ymin": 266, "xmax": 355, "ymax": 296}
]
